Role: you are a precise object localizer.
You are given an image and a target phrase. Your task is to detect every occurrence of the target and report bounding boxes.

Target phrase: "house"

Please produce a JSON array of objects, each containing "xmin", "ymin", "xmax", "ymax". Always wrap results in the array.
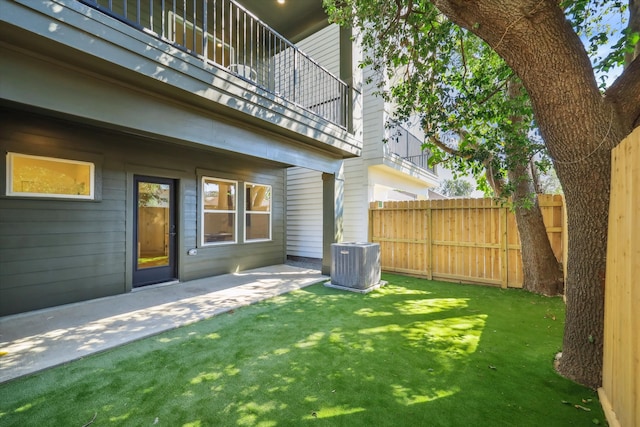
[
  {"xmin": 0, "ymin": 0, "xmax": 363, "ymax": 316},
  {"xmin": 287, "ymin": 44, "xmax": 439, "ymax": 259}
]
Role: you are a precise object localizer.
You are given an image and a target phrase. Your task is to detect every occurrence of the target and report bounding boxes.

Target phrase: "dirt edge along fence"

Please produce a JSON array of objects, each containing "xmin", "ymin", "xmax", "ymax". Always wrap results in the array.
[{"xmin": 368, "ymin": 195, "xmax": 565, "ymax": 289}]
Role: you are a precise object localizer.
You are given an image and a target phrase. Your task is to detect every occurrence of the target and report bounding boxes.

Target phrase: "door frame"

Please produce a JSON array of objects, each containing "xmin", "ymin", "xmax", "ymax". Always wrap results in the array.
[
  {"xmin": 125, "ymin": 171, "xmax": 181, "ymax": 292},
  {"xmin": 132, "ymin": 175, "xmax": 178, "ymax": 288}
]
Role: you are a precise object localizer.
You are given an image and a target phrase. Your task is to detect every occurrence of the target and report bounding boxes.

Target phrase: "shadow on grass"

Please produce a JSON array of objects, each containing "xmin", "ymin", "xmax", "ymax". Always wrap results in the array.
[{"xmin": 0, "ymin": 274, "xmax": 605, "ymax": 426}]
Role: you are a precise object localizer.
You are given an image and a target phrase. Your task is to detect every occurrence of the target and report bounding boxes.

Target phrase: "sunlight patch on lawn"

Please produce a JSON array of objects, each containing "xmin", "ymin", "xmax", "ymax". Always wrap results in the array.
[
  {"xmin": 370, "ymin": 285, "xmax": 430, "ymax": 298},
  {"xmin": 237, "ymin": 415, "xmax": 277, "ymax": 427},
  {"xmin": 403, "ymin": 315, "xmax": 487, "ymax": 356},
  {"xmin": 303, "ymin": 405, "xmax": 366, "ymax": 419},
  {"xmin": 329, "ymin": 329, "xmax": 375, "ymax": 352},
  {"xmin": 14, "ymin": 403, "xmax": 33, "ymax": 413},
  {"xmin": 353, "ymin": 307, "xmax": 394, "ymax": 317},
  {"xmin": 272, "ymin": 373, "xmax": 296, "ymax": 384},
  {"xmin": 358, "ymin": 324, "xmax": 404, "ymax": 335},
  {"xmin": 295, "ymin": 332, "xmax": 325, "ymax": 349},
  {"xmin": 156, "ymin": 336, "xmax": 183, "ymax": 343},
  {"xmin": 391, "ymin": 383, "xmax": 458, "ymax": 406},
  {"xmin": 394, "ymin": 298, "xmax": 469, "ymax": 315},
  {"xmin": 190, "ymin": 371, "xmax": 222, "ymax": 384},
  {"xmin": 7, "ymin": 396, "xmax": 44, "ymax": 417},
  {"xmin": 224, "ymin": 365, "xmax": 240, "ymax": 376},
  {"xmin": 329, "ymin": 330, "xmax": 344, "ymax": 344},
  {"xmin": 109, "ymin": 412, "xmax": 131, "ymax": 422},
  {"xmin": 236, "ymin": 401, "xmax": 281, "ymax": 427}
]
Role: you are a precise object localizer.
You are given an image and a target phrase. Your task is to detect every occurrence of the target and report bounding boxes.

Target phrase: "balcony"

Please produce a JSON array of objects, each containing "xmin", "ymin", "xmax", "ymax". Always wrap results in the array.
[
  {"xmin": 387, "ymin": 125, "xmax": 435, "ymax": 174},
  {"xmin": 81, "ymin": 0, "xmax": 349, "ymax": 129}
]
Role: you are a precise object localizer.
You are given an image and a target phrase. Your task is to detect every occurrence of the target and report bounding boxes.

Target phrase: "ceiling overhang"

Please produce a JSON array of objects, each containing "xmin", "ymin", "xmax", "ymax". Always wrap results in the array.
[{"xmin": 237, "ymin": 0, "xmax": 330, "ymax": 43}]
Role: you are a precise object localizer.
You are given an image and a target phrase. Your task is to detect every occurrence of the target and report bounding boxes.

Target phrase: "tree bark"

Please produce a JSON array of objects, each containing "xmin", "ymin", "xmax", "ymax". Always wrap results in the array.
[
  {"xmin": 505, "ymin": 78, "xmax": 564, "ymax": 296},
  {"xmin": 507, "ymin": 165, "xmax": 564, "ymax": 296},
  {"xmin": 484, "ymin": 151, "xmax": 564, "ymax": 296},
  {"xmin": 431, "ymin": 0, "xmax": 639, "ymax": 388},
  {"xmin": 485, "ymin": 154, "xmax": 564, "ymax": 297}
]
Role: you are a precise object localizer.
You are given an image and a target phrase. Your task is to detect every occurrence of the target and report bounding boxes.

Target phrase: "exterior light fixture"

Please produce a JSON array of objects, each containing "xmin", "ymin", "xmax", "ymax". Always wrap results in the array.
[{"xmin": 277, "ymin": 0, "xmax": 285, "ymax": 4}]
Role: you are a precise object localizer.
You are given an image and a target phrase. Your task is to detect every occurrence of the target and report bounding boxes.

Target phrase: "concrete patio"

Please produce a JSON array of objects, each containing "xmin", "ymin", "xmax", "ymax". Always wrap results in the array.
[{"xmin": 0, "ymin": 264, "xmax": 326, "ymax": 384}]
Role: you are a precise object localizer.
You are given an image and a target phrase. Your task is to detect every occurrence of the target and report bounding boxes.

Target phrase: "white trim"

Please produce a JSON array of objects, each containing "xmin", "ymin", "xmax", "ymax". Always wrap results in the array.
[
  {"xmin": 6, "ymin": 152, "xmax": 95, "ymax": 199},
  {"xmin": 201, "ymin": 176, "xmax": 238, "ymax": 246},
  {"xmin": 244, "ymin": 182, "xmax": 272, "ymax": 243}
]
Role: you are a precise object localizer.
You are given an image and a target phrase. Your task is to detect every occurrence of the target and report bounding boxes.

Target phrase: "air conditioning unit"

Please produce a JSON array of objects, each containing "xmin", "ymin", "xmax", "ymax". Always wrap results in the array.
[{"xmin": 329, "ymin": 242, "xmax": 382, "ymax": 291}]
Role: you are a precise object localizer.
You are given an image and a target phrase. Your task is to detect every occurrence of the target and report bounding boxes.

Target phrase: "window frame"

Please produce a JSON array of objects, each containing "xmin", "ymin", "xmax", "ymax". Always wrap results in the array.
[
  {"xmin": 6, "ymin": 152, "xmax": 95, "ymax": 200},
  {"xmin": 244, "ymin": 182, "xmax": 272, "ymax": 243},
  {"xmin": 201, "ymin": 176, "xmax": 238, "ymax": 247}
]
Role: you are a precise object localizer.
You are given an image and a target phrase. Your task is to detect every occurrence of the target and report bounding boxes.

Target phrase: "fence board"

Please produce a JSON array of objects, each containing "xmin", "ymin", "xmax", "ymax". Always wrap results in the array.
[
  {"xmin": 599, "ymin": 128, "xmax": 640, "ymax": 427},
  {"xmin": 368, "ymin": 195, "xmax": 565, "ymax": 288}
]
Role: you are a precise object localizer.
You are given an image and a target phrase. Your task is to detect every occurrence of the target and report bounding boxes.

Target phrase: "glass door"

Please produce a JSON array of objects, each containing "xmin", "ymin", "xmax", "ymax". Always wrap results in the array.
[{"xmin": 133, "ymin": 176, "xmax": 177, "ymax": 287}]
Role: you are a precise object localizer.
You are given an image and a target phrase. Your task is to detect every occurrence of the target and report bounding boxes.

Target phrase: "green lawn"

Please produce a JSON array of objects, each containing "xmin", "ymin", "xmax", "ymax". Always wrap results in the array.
[{"xmin": 0, "ymin": 274, "xmax": 605, "ymax": 426}]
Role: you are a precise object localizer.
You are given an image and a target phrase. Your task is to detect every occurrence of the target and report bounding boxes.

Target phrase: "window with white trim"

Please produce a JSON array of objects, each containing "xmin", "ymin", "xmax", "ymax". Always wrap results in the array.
[
  {"xmin": 202, "ymin": 177, "xmax": 237, "ymax": 245},
  {"xmin": 245, "ymin": 183, "xmax": 271, "ymax": 242},
  {"xmin": 6, "ymin": 152, "xmax": 95, "ymax": 199}
]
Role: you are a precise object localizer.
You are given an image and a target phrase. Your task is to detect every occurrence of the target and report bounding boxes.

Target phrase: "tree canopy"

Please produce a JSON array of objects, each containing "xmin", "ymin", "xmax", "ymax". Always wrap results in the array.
[
  {"xmin": 325, "ymin": 0, "xmax": 640, "ymax": 388},
  {"xmin": 437, "ymin": 179, "xmax": 474, "ymax": 197}
]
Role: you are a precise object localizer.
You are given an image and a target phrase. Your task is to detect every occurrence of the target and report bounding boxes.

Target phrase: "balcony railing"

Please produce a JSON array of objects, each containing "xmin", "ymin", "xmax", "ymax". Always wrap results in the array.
[
  {"xmin": 388, "ymin": 125, "xmax": 435, "ymax": 173},
  {"xmin": 82, "ymin": 0, "xmax": 349, "ymax": 128}
]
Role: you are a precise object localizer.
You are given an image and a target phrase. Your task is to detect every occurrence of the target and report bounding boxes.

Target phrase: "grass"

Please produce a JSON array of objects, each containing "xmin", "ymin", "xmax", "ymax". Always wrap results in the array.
[{"xmin": 0, "ymin": 274, "xmax": 605, "ymax": 426}]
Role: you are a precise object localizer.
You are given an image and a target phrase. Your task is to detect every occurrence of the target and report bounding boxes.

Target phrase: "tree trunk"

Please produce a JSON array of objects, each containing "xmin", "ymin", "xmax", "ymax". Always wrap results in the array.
[
  {"xmin": 504, "ymin": 79, "xmax": 563, "ymax": 296},
  {"xmin": 507, "ymin": 165, "xmax": 564, "ymax": 296},
  {"xmin": 486, "ymin": 161, "xmax": 564, "ymax": 296},
  {"xmin": 485, "ymin": 149, "xmax": 564, "ymax": 296},
  {"xmin": 431, "ymin": 0, "xmax": 638, "ymax": 388},
  {"xmin": 552, "ymin": 151, "xmax": 612, "ymax": 389}
]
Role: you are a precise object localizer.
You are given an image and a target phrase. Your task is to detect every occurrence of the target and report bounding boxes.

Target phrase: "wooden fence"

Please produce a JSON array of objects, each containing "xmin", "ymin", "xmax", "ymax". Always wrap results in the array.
[
  {"xmin": 599, "ymin": 129, "xmax": 640, "ymax": 427},
  {"xmin": 368, "ymin": 194, "xmax": 565, "ymax": 288}
]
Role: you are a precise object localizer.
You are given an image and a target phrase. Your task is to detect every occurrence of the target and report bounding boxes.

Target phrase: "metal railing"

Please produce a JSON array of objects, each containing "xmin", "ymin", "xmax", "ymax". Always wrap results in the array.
[
  {"xmin": 387, "ymin": 125, "xmax": 435, "ymax": 173},
  {"xmin": 82, "ymin": 0, "xmax": 349, "ymax": 128}
]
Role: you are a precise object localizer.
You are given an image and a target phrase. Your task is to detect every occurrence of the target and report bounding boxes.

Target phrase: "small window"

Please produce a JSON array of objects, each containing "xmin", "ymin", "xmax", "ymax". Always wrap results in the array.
[
  {"xmin": 245, "ymin": 183, "xmax": 271, "ymax": 242},
  {"xmin": 202, "ymin": 177, "xmax": 237, "ymax": 245},
  {"xmin": 6, "ymin": 152, "xmax": 95, "ymax": 199}
]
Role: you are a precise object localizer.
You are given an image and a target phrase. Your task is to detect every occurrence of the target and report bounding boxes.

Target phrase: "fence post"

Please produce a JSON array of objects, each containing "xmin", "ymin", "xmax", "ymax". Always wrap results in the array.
[
  {"xmin": 500, "ymin": 204, "xmax": 508, "ymax": 289},
  {"xmin": 368, "ymin": 202, "xmax": 374, "ymax": 243},
  {"xmin": 426, "ymin": 202, "xmax": 433, "ymax": 280}
]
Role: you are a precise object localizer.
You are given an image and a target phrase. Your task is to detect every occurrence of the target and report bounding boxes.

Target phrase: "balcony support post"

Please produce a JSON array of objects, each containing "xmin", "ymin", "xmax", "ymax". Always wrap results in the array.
[
  {"xmin": 322, "ymin": 167, "xmax": 345, "ymax": 275},
  {"xmin": 339, "ymin": 27, "xmax": 353, "ymax": 133}
]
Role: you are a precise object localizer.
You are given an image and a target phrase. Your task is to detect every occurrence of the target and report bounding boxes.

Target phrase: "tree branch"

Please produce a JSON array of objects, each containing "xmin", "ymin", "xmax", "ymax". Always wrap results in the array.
[
  {"xmin": 376, "ymin": 0, "xmax": 404, "ymax": 43},
  {"xmin": 476, "ymin": 75, "xmax": 512, "ymax": 106},
  {"xmin": 485, "ymin": 160, "xmax": 505, "ymax": 194},
  {"xmin": 605, "ymin": 55, "xmax": 640, "ymax": 129},
  {"xmin": 459, "ymin": 32, "xmax": 468, "ymax": 82},
  {"xmin": 428, "ymin": 134, "xmax": 463, "ymax": 157}
]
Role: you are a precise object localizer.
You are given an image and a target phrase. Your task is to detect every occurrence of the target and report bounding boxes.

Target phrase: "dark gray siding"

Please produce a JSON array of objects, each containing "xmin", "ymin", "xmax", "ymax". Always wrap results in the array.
[{"xmin": 0, "ymin": 109, "xmax": 286, "ymax": 315}]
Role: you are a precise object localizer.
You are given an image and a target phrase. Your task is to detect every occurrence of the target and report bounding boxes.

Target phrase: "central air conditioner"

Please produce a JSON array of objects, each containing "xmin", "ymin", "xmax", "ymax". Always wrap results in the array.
[{"xmin": 329, "ymin": 242, "xmax": 382, "ymax": 291}]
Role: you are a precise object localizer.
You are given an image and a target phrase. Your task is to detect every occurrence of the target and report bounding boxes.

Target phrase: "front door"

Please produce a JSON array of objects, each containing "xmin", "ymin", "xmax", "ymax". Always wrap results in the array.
[{"xmin": 133, "ymin": 176, "xmax": 177, "ymax": 288}]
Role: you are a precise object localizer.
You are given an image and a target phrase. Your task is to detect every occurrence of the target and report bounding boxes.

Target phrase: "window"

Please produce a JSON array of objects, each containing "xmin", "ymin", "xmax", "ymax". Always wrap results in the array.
[
  {"xmin": 245, "ymin": 183, "xmax": 271, "ymax": 241},
  {"xmin": 6, "ymin": 152, "xmax": 95, "ymax": 199},
  {"xmin": 202, "ymin": 177, "xmax": 237, "ymax": 245}
]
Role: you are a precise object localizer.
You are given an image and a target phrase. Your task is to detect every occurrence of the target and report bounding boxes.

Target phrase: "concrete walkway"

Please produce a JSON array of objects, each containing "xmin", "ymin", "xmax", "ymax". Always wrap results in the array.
[{"xmin": 0, "ymin": 264, "xmax": 327, "ymax": 384}]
